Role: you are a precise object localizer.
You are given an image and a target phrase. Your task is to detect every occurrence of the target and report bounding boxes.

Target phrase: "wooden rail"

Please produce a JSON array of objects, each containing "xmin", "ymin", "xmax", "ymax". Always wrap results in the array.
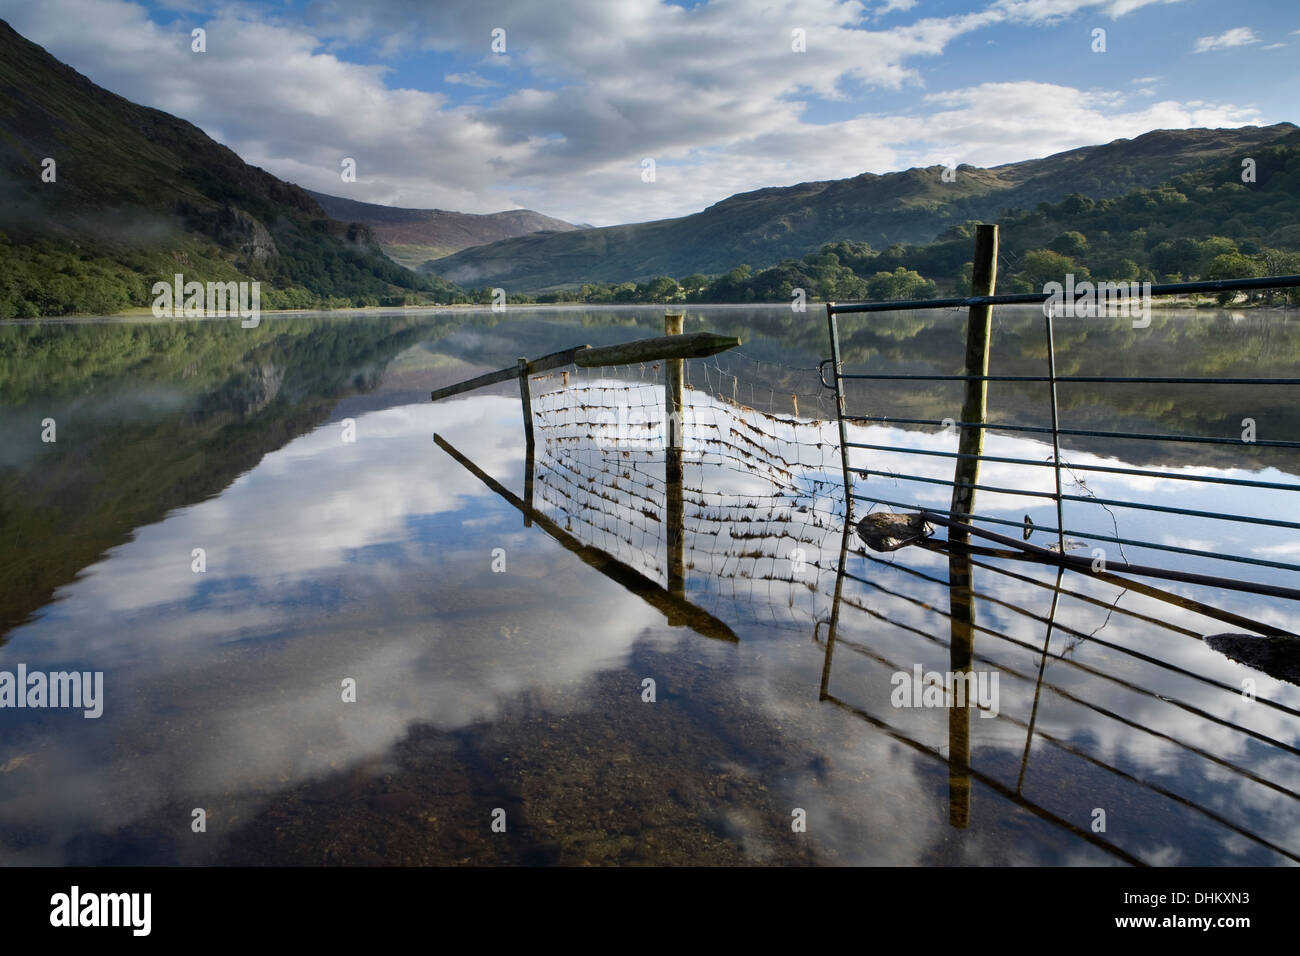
[{"xmin": 429, "ymin": 331, "xmax": 741, "ymax": 403}]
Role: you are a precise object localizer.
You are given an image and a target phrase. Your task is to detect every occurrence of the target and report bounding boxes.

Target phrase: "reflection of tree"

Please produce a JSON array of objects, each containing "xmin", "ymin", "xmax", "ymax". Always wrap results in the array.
[
  {"xmin": 0, "ymin": 314, "xmax": 463, "ymax": 640},
  {"xmin": 545, "ymin": 305, "xmax": 1300, "ymax": 471}
]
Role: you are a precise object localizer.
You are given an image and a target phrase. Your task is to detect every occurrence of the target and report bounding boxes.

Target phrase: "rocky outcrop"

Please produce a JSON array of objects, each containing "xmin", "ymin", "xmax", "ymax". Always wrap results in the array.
[{"xmin": 212, "ymin": 205, "xmax": 278, "ymax": 260}]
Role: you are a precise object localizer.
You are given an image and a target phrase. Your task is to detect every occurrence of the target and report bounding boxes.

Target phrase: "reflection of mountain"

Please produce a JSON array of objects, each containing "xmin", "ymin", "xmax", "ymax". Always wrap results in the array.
[
  {"xmin": 0, "ymin": 313, "xmax": 463, "ymax": 638},
  {"xmin": 387, "ymin": 304, "xmax": 1300, "ymax": 475},
  {"xmin": 666, "ymin": 305, "xmax": 1300, "ymax": 471}
]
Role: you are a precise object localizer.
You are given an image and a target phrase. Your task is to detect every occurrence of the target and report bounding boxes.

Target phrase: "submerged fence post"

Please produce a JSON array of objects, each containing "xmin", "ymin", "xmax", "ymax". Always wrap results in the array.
[
  {"xmin": 1043, "ymin": 305, "xmax": 1066, "ymax": 554},
  {"xmin": 664, "ymin": 311, "xmax": 686, "ymax": 605},
  {"xmin": 948, "ymin": 224, "xmax": 998, "ymax": 539},
  {"xmin": 826, "ymin": 303, "xmax": 854, "ymax": 523},
  {"xmin": 945, "ymin": 223, "xmax": 996, "ymax": 830}
]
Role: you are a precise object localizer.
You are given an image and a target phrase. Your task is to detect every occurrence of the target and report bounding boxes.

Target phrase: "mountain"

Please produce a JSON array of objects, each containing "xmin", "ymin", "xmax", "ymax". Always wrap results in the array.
[
  {"xmin": 305, "ymin": 190, "xmax": 581, "ymax": 269},
  {"xmin": 425, "ymin": 123, "xmax": 1297, "ymax": 292},
  {"xmin": 0, "ymin": 19, "xmax": 461, "ymax": 317}
]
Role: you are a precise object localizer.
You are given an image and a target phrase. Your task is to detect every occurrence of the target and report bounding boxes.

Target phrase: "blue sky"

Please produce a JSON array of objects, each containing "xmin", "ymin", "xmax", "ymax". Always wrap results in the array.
[{"xmin": 1, "ymin": 0, "xmax": 1295, "ymax": 224}]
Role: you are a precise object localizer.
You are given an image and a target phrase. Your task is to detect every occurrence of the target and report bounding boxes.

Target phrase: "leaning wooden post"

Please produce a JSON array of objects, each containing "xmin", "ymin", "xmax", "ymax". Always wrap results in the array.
[
  {"xmin": 664, "ymin": 311, "xmax": 686, "ymax": 605},
  {"xmin": 523, "ymin": 440, "xmax": 535, "ymax": 529},
  {"xmin": 948, "ymin": 224, "xmax": 998, "ymax": 538},
  {"xmin": 517, "ymin": 357, "xmax": 535, "ymax": 454}
]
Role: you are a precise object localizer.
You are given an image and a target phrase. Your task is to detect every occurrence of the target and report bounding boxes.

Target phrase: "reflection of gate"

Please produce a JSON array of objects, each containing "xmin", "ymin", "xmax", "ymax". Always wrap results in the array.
[
  {"xmin": 822, "ymin": 226, "xmax": 1300, "ymax": 602},
  {"xmin": 816, "ymin": 230, "xmax": 1300, "ymax": 858}
]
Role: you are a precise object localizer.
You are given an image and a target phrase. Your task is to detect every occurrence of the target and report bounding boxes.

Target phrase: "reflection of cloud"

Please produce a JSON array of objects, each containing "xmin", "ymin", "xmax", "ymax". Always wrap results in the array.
[
  {"xmin": 3, "ymin": 381, "xmax": 1298, "ymax": 865},
  {"xmin": 0, "ymin": 396, "xmax": 678, "ymax": 861}
]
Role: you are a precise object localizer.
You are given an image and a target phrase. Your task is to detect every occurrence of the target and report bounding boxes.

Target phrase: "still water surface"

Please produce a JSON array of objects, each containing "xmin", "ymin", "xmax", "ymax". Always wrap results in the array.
[{"xmin": 0, "ymin": 304, "xmax": 1296, "ymax": 864}]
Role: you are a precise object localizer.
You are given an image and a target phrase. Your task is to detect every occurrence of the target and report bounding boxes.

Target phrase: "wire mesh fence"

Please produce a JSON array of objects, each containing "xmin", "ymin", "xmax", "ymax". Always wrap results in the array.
[{"xmin": 527, "ymin": 354, "xmax": 846, "ymax": 632}]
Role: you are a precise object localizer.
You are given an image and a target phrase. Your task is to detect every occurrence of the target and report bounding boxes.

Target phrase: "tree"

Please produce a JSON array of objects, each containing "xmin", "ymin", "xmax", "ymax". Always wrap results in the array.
[
  {"xmin": 637, "ymin": 276, "xmax": 681, "ymax": 302},
  {"xmin": 866, "ymin": 267, "xmax": 936, "ymax": 301},
  {"xmin": 1047, "ymin": 231, "xmax": 1089, "ymax": 258},
  {"xmin": 1204, "ymin": 252, "xmax": 1265, "ymax": 304},
  {"xmin": 1017, "ymin": 249, "xmax": 1086, "ymax": 290}
]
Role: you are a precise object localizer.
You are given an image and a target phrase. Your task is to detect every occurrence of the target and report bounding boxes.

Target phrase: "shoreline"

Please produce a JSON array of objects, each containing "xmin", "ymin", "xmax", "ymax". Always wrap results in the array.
[{"xmin": 5, "ymin": 295, "xmax": 1296, "ymax": 324}]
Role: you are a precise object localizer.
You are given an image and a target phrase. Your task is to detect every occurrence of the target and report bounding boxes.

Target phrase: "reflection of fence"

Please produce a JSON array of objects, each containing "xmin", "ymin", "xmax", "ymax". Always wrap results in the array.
[{"xmin": 816, "ymin": 527, "xmax": 1300, "ymax": 864}]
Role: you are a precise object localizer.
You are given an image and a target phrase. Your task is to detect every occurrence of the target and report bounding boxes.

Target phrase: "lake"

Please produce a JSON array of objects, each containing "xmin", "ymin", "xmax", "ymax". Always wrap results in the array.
[{"xmin": 0, "ymin": 303, "xmax": 1296, "ymax": 865}]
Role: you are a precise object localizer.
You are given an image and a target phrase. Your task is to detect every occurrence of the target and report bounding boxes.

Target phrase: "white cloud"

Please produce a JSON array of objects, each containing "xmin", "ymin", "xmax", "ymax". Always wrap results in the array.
[
  {"xmin": 992, "ymin": 0, "xmax": 1184, "ymax": 22},
  {"xmin": 444, "ymin": 71, "xmax": 498, "ymax": 88},
  {"xmin": 0, "ymin": 0, "xmax": 1271, "ymax": 226},
  {"xmin": 1192, "ymin": 27, "xmax": 1260, "ymax": 54}
]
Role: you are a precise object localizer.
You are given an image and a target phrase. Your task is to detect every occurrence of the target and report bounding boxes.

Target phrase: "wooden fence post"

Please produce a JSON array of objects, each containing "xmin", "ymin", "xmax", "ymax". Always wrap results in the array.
[
  {"xmin": 664, "ymin": 311, "xmax": 686, "ymax": 604},
  {"xmin": 664, "ymin": 311, "xmax": 685, "ymax": 449},
  {"xmin": 517, "ymin": 357, "xmax": 535, "ymax": 454},
  {"xmin": 945, "ymin": 222, "xmax": 997, "ymax": 829},
  {"xmin": 948, "ymin": 224, "xmax": 998, "ymax": 538}
]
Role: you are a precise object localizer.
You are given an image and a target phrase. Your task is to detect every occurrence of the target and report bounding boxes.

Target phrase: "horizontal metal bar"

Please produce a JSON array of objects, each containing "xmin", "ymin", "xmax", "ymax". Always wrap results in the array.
[
  {"xmin": 821, "ymin": 695, "xmax": 1145, "ymax": 865},
  {"xmin": 953, "ymin": 548, "xmax": 1296, "ymax": 638},
  {"xmin": 839, "ymin": 567, "xmax": 1300, "ymax": 759},
  {"xmin": 834, "ymin": 573, "xmax": 1300, "ymax": 801},
  {"xmin": 827, "ymin": 274, "xmax": 1300, "ymax": 314},
  {"xmin": 841, "ymin": 373, "xmax": 1300, "ymax": 385},
  {"xmin": 852, "ymin": 465, "xmax": 1300, "ymax": 531},
  {"xmin": 824, "ymin": 615, "xmax": 1300, "ymax": 852},
  {"xmin": 1056, "ymin": 494, "xmax": 1300, "ymax": 532},
  {"xmin": 863, "ymin": 553, "xmax": 1300, "ymax": 714},
  {"xmin": 844, "ymin": 440, "xmax": 1300, "ymax": 492},
  {"xmin": 849, "ymin": 466, "xmax": 1059, "ymax": 501},
  {"xmin": 843, "ymin": 414, "xmax": 1300, "ymax": 449},
  {"xmin": 849, "ymin": 492, "xmax": 1300, "ymax": 573},
  {"xmin": 430, "ymin": 346, "xmax": 587, "ymax": 401},
  {"xmin": 919, "ymin": 510, "xmax": 1300, "ymax": 603}
]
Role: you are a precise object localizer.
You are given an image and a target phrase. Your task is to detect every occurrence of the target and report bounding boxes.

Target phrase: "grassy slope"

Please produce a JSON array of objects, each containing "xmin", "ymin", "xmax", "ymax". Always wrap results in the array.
[
  {"xmin": 0, "ymin": 19, "xmax": 461, "ymax": 315},
  {"xmin": 427, "ymin": 124, "xmax": 1296, "ymax": 291}
]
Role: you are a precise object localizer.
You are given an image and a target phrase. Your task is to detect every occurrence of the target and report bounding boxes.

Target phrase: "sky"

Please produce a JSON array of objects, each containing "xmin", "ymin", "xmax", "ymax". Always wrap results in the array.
[{"xmin": 1, "ymin": 0, "xmax": 1296, "ymax": 226}]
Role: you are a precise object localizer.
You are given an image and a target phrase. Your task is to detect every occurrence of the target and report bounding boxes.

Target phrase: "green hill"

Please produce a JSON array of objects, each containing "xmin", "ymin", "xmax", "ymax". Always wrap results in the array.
[
  {"xmin": 426, "ymin": 124, "xmax": 1296, "ymax": 292},
  {"xmin": 0, "ymin": 19, "xmax": 463, "ymax": 317}
]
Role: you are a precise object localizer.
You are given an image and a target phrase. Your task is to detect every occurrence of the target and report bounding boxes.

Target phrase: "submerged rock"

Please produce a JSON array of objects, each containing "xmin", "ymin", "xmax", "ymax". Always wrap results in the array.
[
  {"xmin": 1204, "ymin": 633, "xmax": 1300, "ymax": 686},
  {"xmin": 855, "ymin": 512, "xmax": 933, "ymax": 552}
]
